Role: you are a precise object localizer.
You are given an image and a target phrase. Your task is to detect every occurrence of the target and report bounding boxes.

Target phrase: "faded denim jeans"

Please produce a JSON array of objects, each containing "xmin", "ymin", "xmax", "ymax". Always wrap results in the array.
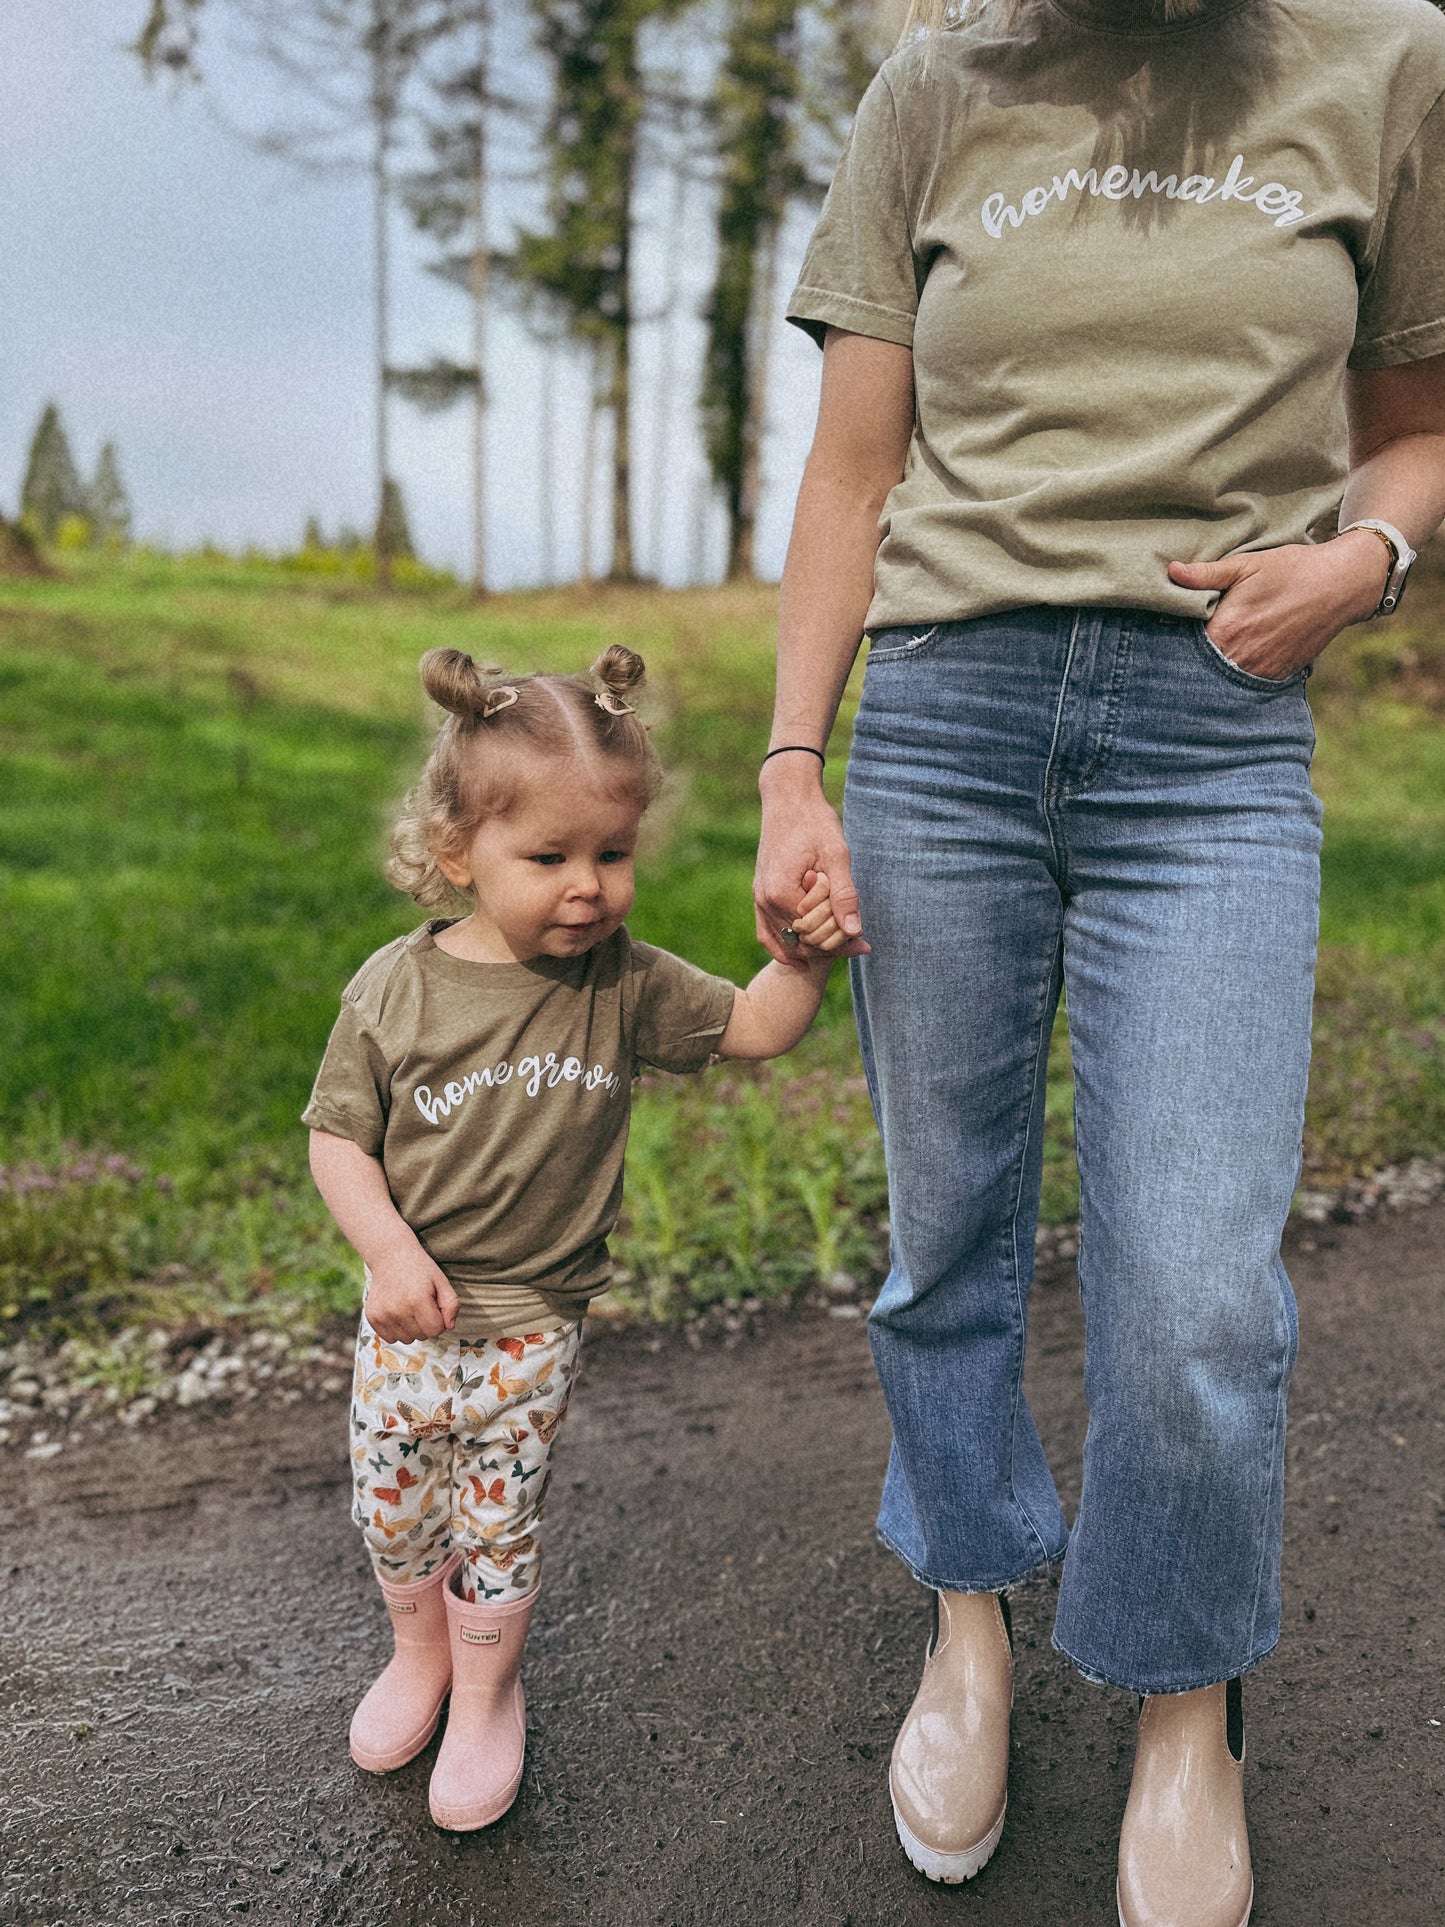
[{"xmin": 845, "ymin": 608, "xmax": 1322, "ymax": 1695}]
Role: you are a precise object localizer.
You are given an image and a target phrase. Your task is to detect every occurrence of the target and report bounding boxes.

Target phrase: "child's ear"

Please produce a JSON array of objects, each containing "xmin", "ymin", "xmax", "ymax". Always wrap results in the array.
[{"xmin": 434, "ymin": 843, "xmax": 473, "ymax": 890}]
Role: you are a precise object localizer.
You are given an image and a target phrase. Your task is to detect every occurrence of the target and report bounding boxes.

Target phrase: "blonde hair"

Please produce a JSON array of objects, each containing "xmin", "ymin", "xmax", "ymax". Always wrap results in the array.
[
  {"xmin": 897, "ymin": 0, "xmax": 1206, "ymax": 34},
  {"xmin": 387, "ymin": 644, "xmax": 663, "ymax": 906}
]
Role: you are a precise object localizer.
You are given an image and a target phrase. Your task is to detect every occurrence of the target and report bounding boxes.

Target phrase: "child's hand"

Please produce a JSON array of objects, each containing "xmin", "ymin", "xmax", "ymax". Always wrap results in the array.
[
  {"xmin": 364, "ymin": 1244, "xmax": 460, "ymax": 1344},
  {"xmin": 788, "ymin": 869, "xmax": 871, "ymax": 958}
]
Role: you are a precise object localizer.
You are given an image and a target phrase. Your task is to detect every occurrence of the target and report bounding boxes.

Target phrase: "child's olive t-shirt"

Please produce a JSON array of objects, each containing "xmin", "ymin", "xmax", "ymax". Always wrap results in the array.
[
  {"xmin": 302, "ymin": 922, "xmax": 736, "ymax": 1337},
  {"xmin": 786, "ymin": 0, "xmax": 1445, "ymax": 629}
]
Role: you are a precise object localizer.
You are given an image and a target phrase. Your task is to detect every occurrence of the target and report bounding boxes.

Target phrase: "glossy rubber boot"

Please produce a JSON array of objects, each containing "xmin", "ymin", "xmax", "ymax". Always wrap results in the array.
[
  {"xmin": 428, "ymin": 1567, "xmax": 537, "ymax": 1831},
  {"xmin": 349, "ymin": 1552, "xmax": 460, "ymax": 1772},
  {"xmin": 1117, "ymin": 1678, "xmax": 1252, "ymax": 1927},
  {"xmin": 889, "ymin": 1590, "xmax": 1014, "ymax": 1882}
]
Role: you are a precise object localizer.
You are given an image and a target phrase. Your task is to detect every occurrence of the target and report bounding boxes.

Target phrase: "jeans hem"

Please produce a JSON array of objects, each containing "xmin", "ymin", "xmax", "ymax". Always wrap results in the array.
[
  {"xmin": 878, "ymin": 1526, "xmax": 1066, "ymax": 1596},
  {"xmin": 1050, "ymin": 1630, "xmax": 1279, "ymax": 1696}
]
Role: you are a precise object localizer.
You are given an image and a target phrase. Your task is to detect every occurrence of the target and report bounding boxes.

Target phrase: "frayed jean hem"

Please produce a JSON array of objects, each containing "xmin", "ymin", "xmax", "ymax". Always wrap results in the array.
[
  {"xmin": 878, "ymin": 1525, "xmax": 1066, "ymax": 1597},
  {"xmin": 1051, "ymin": 1629, "xmax": 1279, "ymax": 1696}
]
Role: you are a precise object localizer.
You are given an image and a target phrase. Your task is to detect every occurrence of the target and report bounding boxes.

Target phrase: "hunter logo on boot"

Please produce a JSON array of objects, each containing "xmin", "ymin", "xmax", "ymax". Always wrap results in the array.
[
  {"xmin": 461, "ymin": 1627, "xmax": 501, "ymax": 1645},
  {"xmin": 386, "ymin": 1600, "xmax": 418, "ymax": 1614}
]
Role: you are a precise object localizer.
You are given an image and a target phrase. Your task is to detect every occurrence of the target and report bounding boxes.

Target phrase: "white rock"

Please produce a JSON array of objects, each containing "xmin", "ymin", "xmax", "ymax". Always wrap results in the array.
[
  {"xmin": 173, "ymin": 1371, "xmax": 210, "ymax": 1408},
  {"xmin": 25, "ymin": 1440, "xmax": 63, "ymax": 1460}
]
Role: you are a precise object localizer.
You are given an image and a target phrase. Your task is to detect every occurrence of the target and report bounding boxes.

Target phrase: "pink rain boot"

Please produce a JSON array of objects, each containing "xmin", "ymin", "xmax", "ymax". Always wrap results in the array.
[
  {"xmin": 428, "ymin": 1567, "xmax": 538, "ymax": 1830},
  {"xmin": 349, "ymin": 1553, "xmax": 459, "ymax": 1773}
]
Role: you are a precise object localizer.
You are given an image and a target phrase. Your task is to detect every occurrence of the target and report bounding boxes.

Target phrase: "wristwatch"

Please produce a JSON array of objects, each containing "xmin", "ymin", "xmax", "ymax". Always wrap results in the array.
[{"xmin": 1338, "ymin": 518, "xmax": 1417, "ymax": 617}]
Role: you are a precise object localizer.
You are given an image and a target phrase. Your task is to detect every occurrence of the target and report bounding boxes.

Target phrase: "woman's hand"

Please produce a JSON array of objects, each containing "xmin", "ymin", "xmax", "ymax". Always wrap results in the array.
[
  {"xmin": 1168, "ymin": 531, "xmax": 1391, "ymax": 680},
  {"xmin": 754, "ymin": 763, "xmax": 868, "ymax": 964}
]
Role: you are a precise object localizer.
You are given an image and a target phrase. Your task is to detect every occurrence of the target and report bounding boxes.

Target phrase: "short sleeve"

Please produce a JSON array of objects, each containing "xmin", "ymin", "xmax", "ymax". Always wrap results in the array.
[
  {"xmin": 1350, "ymin": 88, "xmax": 1445, "ymax": 369},
  {"xmin": 301, "ymin": 1000, "xmax": 390, "ymax": 1153},
  {"xmin": 786, "ymin": 69, "xmax": 919, "ymax": 350},
  {"xmin": 628, "ymin": 943, "xmax": 736, "ymax": 1075}
]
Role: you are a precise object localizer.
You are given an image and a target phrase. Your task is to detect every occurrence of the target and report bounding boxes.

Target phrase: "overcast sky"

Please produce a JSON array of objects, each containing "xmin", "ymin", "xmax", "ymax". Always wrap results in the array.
[{"xmin": 1, "ymin": 0, "xmax": 830, "ymax": 586}]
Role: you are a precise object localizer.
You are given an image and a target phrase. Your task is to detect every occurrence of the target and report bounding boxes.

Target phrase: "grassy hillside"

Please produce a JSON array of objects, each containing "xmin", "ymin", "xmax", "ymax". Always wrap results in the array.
[{"xmin": 1, "ymin": 553, "xmax": 1442, "ymax": 1335}]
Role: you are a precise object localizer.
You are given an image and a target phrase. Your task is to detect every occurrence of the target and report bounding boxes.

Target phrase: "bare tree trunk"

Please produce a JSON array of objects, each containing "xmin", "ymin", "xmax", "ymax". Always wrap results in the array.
[
  {"xmin": 539, "ymin": 340, "xmax": 557, "ymax": 587},
  {"xmin": 368, "ymin": 0, "xmax": 397, "ymax": 594},
  {"xmin": 468, "ymin": 5, "xmax": 491, "ymax": 597},
  {"xmin": 689, "ymin": 464, "xmax": 709, "ymax": 587},
  {"xmin": 606, "ymin": 81, "xmax": 637, "ymax": 584},
  {"xmin": 733, "ymin": 219, "xmax": 779, "ymax": 582},
  {"xmin": 373, "ymin": 109, "xmax": 393, "ymax": 592},
  {"xmin": 608, "ymin": 340, "xmax": 634, "ymax": 583},
  {"xmin": 580, "ymin": 342, "xmax": 601, "ymax": 588},
  {"xmin": 649, "ymin": 161, "xmax": 686, "ymax": 584}
]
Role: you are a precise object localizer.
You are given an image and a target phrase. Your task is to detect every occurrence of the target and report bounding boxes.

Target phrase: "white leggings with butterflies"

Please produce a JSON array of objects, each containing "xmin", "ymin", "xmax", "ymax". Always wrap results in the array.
[{"xmin": 350, "ymin": 1313, "xmax": 581, "ymax": 1605}]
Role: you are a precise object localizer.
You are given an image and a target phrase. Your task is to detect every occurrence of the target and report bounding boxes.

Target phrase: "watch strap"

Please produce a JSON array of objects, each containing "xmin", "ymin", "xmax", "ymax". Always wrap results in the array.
[{"xmin": 1339, "ymin": 519, "xmax": 1417, "ymax": 617}]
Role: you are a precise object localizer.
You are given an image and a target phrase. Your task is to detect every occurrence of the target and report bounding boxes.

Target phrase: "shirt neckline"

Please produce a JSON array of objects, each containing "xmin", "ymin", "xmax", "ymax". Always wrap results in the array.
[{"xmin": 411, "ymin": 918, "xmax": 610, "ymax": 988}]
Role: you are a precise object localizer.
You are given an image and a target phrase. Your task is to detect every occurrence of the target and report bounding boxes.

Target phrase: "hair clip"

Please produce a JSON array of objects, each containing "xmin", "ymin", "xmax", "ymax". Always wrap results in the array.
[
  {"xmin": 593, "ymin": 687, "xmax": 634, "ymax": 716},
  {"xmin": 481, "ymin": 686, "xmax": 519, "ymax": 717}
]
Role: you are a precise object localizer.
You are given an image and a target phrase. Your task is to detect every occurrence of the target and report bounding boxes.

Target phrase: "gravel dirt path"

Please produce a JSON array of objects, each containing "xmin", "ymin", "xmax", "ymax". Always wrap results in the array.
[{"xmin": 4, "ymin": 1204, "xmax": 1443, "ymax": 1927}]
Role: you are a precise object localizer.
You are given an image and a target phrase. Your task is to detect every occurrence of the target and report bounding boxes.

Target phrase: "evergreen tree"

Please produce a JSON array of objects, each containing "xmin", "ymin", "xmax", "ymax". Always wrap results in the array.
[
  {"xmin": 513, "ymin": 0, "xmax": 696, "ymax": 583},
  {"xmin": 20, "ymin": 403, "xmax": 86, "ymax": 542},
  {"xmin": 700, "ymin": 0, "xmax": 878, "ymax": 578},
  {"xmin": 701, "ymin": 0, "xmax": 805, "ymax": 580},
  {"xmin": 87, "ymin": 442, "xmax": 134, "ymax": 546},
  {"xmin": 375, "ymin": 475, "xmax": 416, "ymax": 559}
]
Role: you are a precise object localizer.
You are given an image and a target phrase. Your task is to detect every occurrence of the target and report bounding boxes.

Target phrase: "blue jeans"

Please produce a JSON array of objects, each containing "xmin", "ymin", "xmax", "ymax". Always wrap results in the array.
[{"xmin": 845, "ymin": 608, "xmax": 1322, "ymax": 1694}]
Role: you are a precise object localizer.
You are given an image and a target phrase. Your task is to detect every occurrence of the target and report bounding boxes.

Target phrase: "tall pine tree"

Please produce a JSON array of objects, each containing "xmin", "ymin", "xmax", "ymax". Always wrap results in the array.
[
  {"xmin": 513, "ymin": 0, "xmax": 695, "ymax": 582},
  {"xmin": 88, "ymin": 442, "xmax": 134, "ymax": 546},
  {"xmin": 701, "ymin": 0, "xmax": 878, "ymax": 578},
  {"xmin": 701, "ymin": 0, "xmax": 805, "ymax": 580},
  {"xmin": 20, "ymin": 404, "xmax": 87, "ymax": 542}
]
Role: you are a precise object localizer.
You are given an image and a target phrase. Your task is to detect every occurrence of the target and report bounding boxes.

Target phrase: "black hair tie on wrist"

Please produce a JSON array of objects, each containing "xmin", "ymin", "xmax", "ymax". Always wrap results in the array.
[{"xmin": 762, "ymin": 745, "xmax": 826, "ymax": 768}]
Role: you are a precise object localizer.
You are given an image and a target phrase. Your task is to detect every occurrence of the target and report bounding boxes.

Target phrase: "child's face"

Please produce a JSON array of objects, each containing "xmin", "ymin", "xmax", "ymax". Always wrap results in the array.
[{"xmin": 436, "ymin": 761, "xmax": 643, "ymax": 963}]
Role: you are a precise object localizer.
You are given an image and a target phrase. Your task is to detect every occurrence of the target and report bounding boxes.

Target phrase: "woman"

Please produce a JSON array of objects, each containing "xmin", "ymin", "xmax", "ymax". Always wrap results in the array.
[{"xmin": 755, "ymin": 0, "xmax": 1445, "ymax": 1919}]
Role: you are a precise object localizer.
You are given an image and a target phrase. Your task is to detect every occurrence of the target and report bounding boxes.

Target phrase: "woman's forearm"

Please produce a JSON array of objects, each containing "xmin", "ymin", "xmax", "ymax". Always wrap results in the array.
[
  {"xmin": 768, "ymin": 330, "xmax": 916, "ymax": 762},
  {"xmin": 1338, "ymin": 430, "xmax": 1445, "ymax": 555},
  {"xmin": 771, "ymin": 464, "xmax": 890, "ymax": 756}
]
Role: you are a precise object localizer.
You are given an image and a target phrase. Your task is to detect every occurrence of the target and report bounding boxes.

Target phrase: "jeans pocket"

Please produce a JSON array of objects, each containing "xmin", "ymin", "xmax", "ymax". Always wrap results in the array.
[
  {"xmin": 1192, "ymin": 622, "xmax": 1309, "ymax": 691},
  {"xmin": 865, "ymin": 623, "xmax": 944, "ymax": 664}
]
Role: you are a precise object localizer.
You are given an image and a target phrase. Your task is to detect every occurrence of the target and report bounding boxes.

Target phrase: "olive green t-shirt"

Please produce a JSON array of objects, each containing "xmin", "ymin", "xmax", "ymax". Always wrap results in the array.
[
  {"xmin": 302, "ymin": 922, "xmax": 736, "ymax": 1337},
  {"xmin": 787, "ymin": 0, "xmax": 1445, "ymax": 629}
]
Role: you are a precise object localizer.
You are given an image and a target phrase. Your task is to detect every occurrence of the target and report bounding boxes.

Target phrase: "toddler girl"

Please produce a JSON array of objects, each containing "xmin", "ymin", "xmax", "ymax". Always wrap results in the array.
[{"xmin": 304, "ymin": 642, "xmax": 845, "ymax": 1831}]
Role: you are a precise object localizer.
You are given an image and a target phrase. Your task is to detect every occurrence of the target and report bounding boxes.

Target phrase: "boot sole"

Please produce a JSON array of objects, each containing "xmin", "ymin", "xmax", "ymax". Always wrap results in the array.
[
  {"xmin": 892, "ymin": 1796, "xmax": 1006, "ymax": 1884},
  {"xmin": 349, "ymin": 1699, "xmax": 446, "ymax": 1774},
  {"xmin": 1116, "ymin": 1876, "xmax": 1253, "ymax": 1927},
  {"xmin": 429, "ymin": 1758, "xmax": 525, "ymax": 1832}
]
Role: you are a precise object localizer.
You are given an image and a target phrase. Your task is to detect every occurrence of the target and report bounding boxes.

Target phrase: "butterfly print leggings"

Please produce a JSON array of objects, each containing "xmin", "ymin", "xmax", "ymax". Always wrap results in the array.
[{"xmin": 350, "ymin": 1312, "xmax": 581, "ymax": 1604}]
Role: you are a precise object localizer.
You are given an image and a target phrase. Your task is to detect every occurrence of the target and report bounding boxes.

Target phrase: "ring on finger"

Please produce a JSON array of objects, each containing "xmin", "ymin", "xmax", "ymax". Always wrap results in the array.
[{"xmin": 780, "ymin": 926, "xmax": 801, "ymax": 948}]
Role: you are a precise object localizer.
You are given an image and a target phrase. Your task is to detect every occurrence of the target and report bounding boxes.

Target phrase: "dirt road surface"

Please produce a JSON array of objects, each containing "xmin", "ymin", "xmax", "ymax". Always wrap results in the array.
[{"xmin": 4, "ymin": 1204, "xmax": 1443, "ymax": 1927}]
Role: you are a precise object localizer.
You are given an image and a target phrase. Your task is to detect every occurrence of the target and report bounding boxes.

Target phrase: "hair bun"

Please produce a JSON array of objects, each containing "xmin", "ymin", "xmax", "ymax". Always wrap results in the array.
[
  {"xmin": 419, "ymin": 647, "xmax": 511, "ymax": 719},
  {"xmin": 590, "ymin": 644, "xmax": 647, "ymax": 699}
]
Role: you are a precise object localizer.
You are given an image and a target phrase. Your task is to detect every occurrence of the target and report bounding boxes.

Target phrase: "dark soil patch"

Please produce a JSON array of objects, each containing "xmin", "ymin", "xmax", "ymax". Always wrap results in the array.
[{"xmin": 3, "ymin": 1208, "xmax": 1442, "ymax": 1926}]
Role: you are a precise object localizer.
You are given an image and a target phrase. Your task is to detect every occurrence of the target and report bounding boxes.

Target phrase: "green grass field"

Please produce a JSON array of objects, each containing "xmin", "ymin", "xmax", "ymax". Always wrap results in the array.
[{"xmin": 2, "ymin": 552, "xmax": 1443, "ymax": 1338}]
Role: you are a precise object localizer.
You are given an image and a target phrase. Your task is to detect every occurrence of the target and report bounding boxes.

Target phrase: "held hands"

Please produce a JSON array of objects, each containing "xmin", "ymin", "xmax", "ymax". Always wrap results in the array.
[
  {"xmin": 755, "ymin": 763, "xmax": 868, "ymax": 964},
  {"xmin": 1168, "ymin": 531, "xmax": 1391, "ymax": 681},
  {"xmin": 364, "ymin": 1239, "xmax": 460, "ymax": 1345},
  {"xmin": 787, "ymin": 869, "xmax": 868, "ymax": 959}
]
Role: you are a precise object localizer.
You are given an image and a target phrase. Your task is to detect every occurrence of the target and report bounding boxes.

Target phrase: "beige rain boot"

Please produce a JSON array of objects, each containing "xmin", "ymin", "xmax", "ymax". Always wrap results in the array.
[
  {"xmin": 1117, "ymin": 1678, "xmax": 1252, "ymax": 1927},
  {"xmin": 889, "ymin": 1590, "xmax": 1014, "ymax": 1882}
]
